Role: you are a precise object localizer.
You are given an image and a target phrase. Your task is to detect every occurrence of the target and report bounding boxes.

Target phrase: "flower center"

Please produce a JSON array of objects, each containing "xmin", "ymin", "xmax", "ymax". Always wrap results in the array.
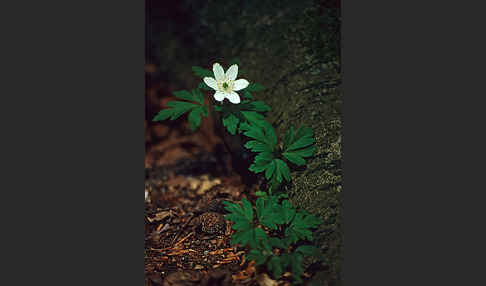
[{"xmin": 218, "ymin": 80, "xmax": 234, "ymax": 93}]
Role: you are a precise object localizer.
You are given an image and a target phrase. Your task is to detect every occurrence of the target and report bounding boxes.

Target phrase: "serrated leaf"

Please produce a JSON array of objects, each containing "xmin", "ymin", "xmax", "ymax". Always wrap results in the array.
[
  {"xmin": 291, "ymin": 145, "xmax": 316, "ymax": 157},
  {"xmin": 254, "ymin": 227, "xmax": 270, "ymax": 252},
  {"xmin": 283, "ymin": 126, "xmax": 295, "ymax": 150},
  {"xmin": 232, "ymin": 219, "xmax": 252, "ymax": 231},
  {"xmin": 191, "ymin": 89, "xmax": 204, "ymax": 104},
  {"xmin": 165, "ymin": 101, "xmax": 199, "ymax": 120},
  {"xmin": 275, "ymin": 159, "xmax": 290, "ymax": 182},
  {"xmin": 173, "ymin": 90, "xmax": 194, "ymax": 102},
  {"xmin": 263, "ymin": 122, "xmax": 277, "ymax": 149},
  {"xmin": 152, "ymin": 108, "xmax": 172, "ymax": 122},
  {"xmin": 222, "ymin": 113, "xmax": 239, "ymax": 135},
  {"xmin": 247, "ymin": 83, "xmax": 265, "ymax": 92},
  {"xmin": 231, "ymin": 228, "xmax": 253, "ymax": 246},
  {"xmin": 265, "ymin": 160, "xmax": 276, "ymax": 180},
  {"xmin": 256, "ymin": 197, "xmax": 264, "ymax": 221},
  {"xmin": 268, "ymin": 256, "xmax": 283, "ymax": 279},
  {"xmin": 254, "ymin": 152, "xmax": 274, "ymax": 164},
  {"xmin": 269, "ymin": 237, "xmax": 286, "ymax": 249},
  {"xmin": 244, "ymin": 141, "xmax": 273, "ymax": 153},
  {"xmin": 249, "ymin": 162, "xmax": 268, "ymax": 173},
  {"xmin": 290, "ymin": 253, "xmax": 303, "ymax": 282},
  {"xmin": 286, "ymin": 136, "xmax": 315, "ymax": 152},
  {"xmin": 243, "ymin": 125, "xmax": 266, "ymax": 143},
  {"xmin": 247, "ymin": 249, "xmax": 267, "ymax": 265},
  {"xmin": 243, "ymin": 90, "xmax": 253, "ymax": 99},
  {"xmin": 250, "ymin": 101, "xmax": 271, "ymax": 112},
  {"xmin": 241, "ymin": 111, "xmax": 266, "ymax": 128},
  {"xmin": 281, "ymin": 200, "xmax": 296, "ymax": 224},
  {"xmin": 188, "ymin": 108, "xmax": 202, "ymax": 131},
  {"xmin": 283, "ymin": 152, "xmax": 306, "ymax": 166},
  {"xmin": 192, "ymin": 66, "xmax": 213, "ymax": 78},
  {"xmin": 241, "ymin": 198, "xmax": 254, "ymax": 222}
]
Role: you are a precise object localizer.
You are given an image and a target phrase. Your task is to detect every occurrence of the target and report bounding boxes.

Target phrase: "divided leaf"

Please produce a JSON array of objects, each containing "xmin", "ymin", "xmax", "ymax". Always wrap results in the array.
[
  {"xmin": 152, "ymin": 89, "xmax": 207, "ymax": 131},
  {"xmin": 282, "ymin": 125, "xmax": 316, "ymax": 166}
]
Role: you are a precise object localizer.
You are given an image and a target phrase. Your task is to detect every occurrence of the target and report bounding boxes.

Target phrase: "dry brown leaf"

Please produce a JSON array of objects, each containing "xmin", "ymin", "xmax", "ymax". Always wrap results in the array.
[
  {"xmin": 257, "ymin": 273, "xmax": 278, "ymax": 286},
  {"xmin": 147, "ymin": 210, "xmax": 172, "ymax": 223}
]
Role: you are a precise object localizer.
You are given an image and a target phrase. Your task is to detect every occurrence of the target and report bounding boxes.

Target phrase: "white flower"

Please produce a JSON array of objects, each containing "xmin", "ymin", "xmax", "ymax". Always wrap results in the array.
[{"xmin": 203, "ymin": 63, "xmax": 249, "ymax": 104}]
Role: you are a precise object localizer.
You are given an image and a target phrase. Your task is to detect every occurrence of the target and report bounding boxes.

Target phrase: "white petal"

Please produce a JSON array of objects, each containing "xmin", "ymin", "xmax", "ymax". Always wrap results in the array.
[
  {"xmin": 213, "ymin": 91, "xmax": 225, "ymax": 102},
  {"xmin": 213, "ymin": 63, "xmax": 225, "ymax": 81},
  {"xmin": 226, "ymin": 64, "xmax": 238, "ymax": 81},
  {"xmin": 203, "ymin": 77, "xmax": 218, "ymax": 90},
  {"xmin": 226, "ymin": 91, "xmax": 241, "ymax": 104},
  {"xmin": 233, "ymin": 79, "xmax": 249, "ymax": 91}
]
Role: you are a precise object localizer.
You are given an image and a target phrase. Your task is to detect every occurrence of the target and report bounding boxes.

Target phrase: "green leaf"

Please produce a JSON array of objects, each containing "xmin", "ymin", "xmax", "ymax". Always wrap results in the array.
[
  {"xmin": 243, "ymin": 90, "xmax": 253, "ymax": 99},
  {"xmin": 286, "ymin": 126, "xmax": 315, "ymax": 152},
  {"xmin": 232, "ymin": 219, "xmax": 252, "ymax": 231},
  {"xmin": 290, "ymin": 253, "xmax": 304, "ymax": 282},
  {"xmin": 192, "ymin": 66, "xmax": 213, "ymax": 78},
  {"xmin": 173, "ymin": 90, "xmax": 194, "ymax": 102},
  {"xmin": 256, "ymin": 197, "xmax": 264, "ymax": 221},
  {"xmin": 295, "ymin": 245, "xmax": 320, "ymax": 256},
  {"xmin": 269, "ymin": 237, "xmax": 286, "ymax": 249},
  {"xmin": 255, "ymin": 191, "xmax": 267, "ymax": 197},
  {"xmin": 244, "ymin": 125, "xmax": 267, "ymax": 143},
  {"xmin": 281, "ymin": 200, "xmax": 296, "ymax": 224},
  {"xmin": 188, "ymin": 108, "xmax": 202, "ymax": 131},
  {"xmin": 254, "ymin": 227, "xmax": 270, "ymax": 252},
  {"xmin": 249, "ymin": 162, "xmax": 268, "ymax": 173},
  {"xmin": 247, "ymin": 83, "xmax": 265, "ymax": 92},
  {"xmin": 231, "ymin": 228, "xmax": 253, "ymax": 246},
  {"xmin": 249, "ymin": 101, "xmax": 271, "ymax": 112},
  {"xmin": 247, "ymin": 249, "xmax": 267, "ymax": 265},
  {"xmin": 263, "ymin": 122, "xmax": 277, "ymax": 149},
  {"xmin": 275, "ymin": 159, "xmax": 291, "ymax": 182},
  {"xmin": 191, "ymin": 89, "xmax": 204, "ymax": 104},
  {"xmin": 268, "ymin": 256, "xmax": 283, "ymax": 279},
  {"xmin": 198, "ymin": 81, "xmax": 212, "ymax": 91},
  {"xmin": 241, "ymin": 198, "xmax": 254, "ymax": 222},
  {"xmin": 265, "ymin": 160, "xmax": 276, "ymax": 180},
  {"xmin": 291, "ymin": 145, "xmax": 316, "ymax": 157},
  {"xmin": 283, "ymin": 126, "xmax": 295, "ymax": 150},
  {"xmin": 254, "ymin": 152, "xmax": 274, "ymax": 164},
  {"xmin": 222, "ymin": 113, "xmax": 239, "ymax": 135},
  {"xmin": 244, "ymin": 141, "xmax": 273, "ymax": 153},
  {"xmin": 241, "ymin": 111, "xmax": 266, "ymax": 128},
  {"xmin": 152, "ymin": 108, "xmax": 172, "ymax": 122},
  {"xmin": 283, "ymin": 152, "xmax": 306, "ymax": 166},
  {"xmin": 166, "ymin": 101, "xmax": 199, "ymax": 120}
]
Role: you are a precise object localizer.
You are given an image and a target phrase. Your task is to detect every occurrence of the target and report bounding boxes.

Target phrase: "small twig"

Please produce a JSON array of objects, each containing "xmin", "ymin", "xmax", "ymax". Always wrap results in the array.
[
  {"xmin": 171, "ymin": 212, "xmax": 196, "ymax": 246},
  {"xmin": 174, "ymin": 231, "xmax": 195, "ymax": 246}
]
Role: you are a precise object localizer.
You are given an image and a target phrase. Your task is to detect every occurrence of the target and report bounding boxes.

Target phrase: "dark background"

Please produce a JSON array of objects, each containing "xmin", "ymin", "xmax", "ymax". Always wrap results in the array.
[{"xmin": 2, "ymin": 1, "xmax": 485, "ymax": 285}]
